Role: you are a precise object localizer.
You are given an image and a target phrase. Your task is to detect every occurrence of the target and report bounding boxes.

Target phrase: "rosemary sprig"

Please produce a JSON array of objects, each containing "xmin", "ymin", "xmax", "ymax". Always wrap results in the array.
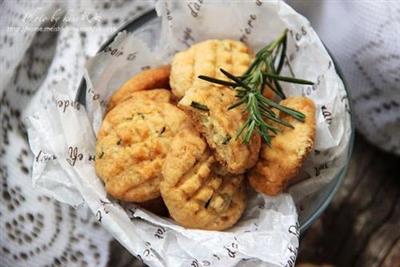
[{"xmin": 198, "ymin": 29, "xmax": 314, "ymax": 144}]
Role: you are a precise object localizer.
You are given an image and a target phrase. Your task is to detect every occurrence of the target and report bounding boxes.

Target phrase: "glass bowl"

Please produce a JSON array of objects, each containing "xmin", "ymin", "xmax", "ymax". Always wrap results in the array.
[{"xmin": 77, "ymin": 9, "xmax": 355, "ymax": 234}]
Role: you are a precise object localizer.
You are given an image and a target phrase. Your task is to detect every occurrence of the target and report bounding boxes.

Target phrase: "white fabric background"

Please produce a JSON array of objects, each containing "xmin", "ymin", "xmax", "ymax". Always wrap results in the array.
[
  {"xmin": 0, "ymin": 1, "xmax": 153, "ymax": 267},
  {"xmin": 0, "ymin": 1, "xmax": 399, "ymax": 267},
  {"xmin": 288, "ymin": 0, "xmax": 400, "ymax": 155}
]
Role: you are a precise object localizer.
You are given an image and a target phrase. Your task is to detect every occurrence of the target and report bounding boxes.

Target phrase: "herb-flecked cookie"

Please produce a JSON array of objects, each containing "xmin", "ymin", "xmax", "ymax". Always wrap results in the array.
[
  {"xmin": 173, "ymin": 40, "xmax": 260, "ymax": 174},
  {"xmin": 249, "ymin": 96, "xmax": 316, "ymax": 195},
  {"xmin": 161, "ymin": 123, "xmax": 246, "ymax": 230},
  {"xmin": 95, "ymin": 89, "xmax": 187, "ymax": 202},
  {"xmin": 179, "ymin": 83, "xmax": 261, "ymax": 174}
]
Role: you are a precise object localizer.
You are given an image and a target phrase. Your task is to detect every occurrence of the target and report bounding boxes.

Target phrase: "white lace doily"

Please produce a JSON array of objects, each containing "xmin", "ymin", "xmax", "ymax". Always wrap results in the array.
[
  {"xmin": 0, "ymin": 1, "xmax": 153, "ymax": 266},
  {"xmin": 1, "ymin": 1, "xmax": 400, "ymax": 267}
]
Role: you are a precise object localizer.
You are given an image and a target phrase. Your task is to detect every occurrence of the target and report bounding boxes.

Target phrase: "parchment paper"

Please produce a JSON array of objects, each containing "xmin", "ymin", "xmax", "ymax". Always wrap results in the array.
[{"xmin": 27, "ymin": 1, "xmax": 352, "ymax": 266}]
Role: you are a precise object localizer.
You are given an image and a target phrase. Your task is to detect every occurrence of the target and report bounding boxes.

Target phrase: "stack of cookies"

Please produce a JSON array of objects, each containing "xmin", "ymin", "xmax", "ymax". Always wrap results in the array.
[{"xmin": 95, "ymin": 40, "xmax": 315, "ymax": 230}]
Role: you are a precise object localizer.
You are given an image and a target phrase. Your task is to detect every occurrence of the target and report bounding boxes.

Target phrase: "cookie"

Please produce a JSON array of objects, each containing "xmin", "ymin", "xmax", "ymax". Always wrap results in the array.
[
  {"xmin": 108, "ymin": 65, "xmax": 171, "ymax": 110},
  {"xmin": 161, "ymin": 123, "xmax": 246, "ymax": 230},
  {"xmin": 173, "ymin": 40, "xmax": 260, "ymax": 174},
  {"xmin": 179, "ymin": 84, "xmax": 261, "ymax": 174},
  {"xmin": 95, "ymin": 91, "xmax": 187, "ymax": 202},
  {"xmin": 249, "ymin": 96, "xmax": 316, "ymax": 195},
  {"xmin": 170, "ymin": 39, "xmax": 252, "ymax": 99}
]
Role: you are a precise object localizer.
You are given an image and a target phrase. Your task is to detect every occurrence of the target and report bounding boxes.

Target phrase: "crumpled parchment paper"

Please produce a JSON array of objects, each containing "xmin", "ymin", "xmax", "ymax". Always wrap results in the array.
[{"xmin": 27, "ymin": 1, "xmax": 352, "ymax": 266}]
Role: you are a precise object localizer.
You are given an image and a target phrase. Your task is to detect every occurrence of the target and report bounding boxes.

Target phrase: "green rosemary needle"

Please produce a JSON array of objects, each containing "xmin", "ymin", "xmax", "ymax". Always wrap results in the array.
[
  {"xmin": 198, "ymin": 29, "xmax": 314, "ymax": 145},
  {"xmin": 190, "ymin": 101, "xmax": 209, "ymax": 111}
]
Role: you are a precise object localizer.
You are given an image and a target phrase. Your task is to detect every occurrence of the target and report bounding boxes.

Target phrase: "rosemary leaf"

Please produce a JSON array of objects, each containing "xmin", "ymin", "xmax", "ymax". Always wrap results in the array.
[
  {"xmin": 268, "ymin": 63, "xmax": 286, "ymax": 99},
  {"xmin": 263, "ymin": 112, "xmax": 293, "ymax": 128},
  {"xmin": 220, "ymin": 69, "xmax": 252, "ymax": 91},
  {"xmin": 261, "ymin": 96, "xmax": 305, "ymax": 121},
  {"xmin": 276, "ymin": 34, "xmax": 287, "ymax": 73},
  {"xmin": 263, "ymin": 72, "xmax": 314, "ymax": 85},
  {"xmin": 190, "ymin": 101, "xmax": 209, "ymax": 111},
  {"xmin": 286, "ymin": 55, "xmax": 295, "ymax": 78},
  {"xmin": 198, "ymin": 75, "xmax": 238, "ymax": 87},
  {"xmin": 228, "ymin": 98, "xmax": 247, "ymax": 110}
]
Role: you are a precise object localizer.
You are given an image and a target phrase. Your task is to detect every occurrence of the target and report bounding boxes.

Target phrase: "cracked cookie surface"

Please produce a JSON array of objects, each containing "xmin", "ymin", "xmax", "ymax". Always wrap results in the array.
[
  {"xmin": 95, "ymin": 90, "xmax": 187, "ymax": 202},
  {"xmin": 179, "ymin": 83, "xmax": 261, "ymax": 174},
  {"xmin": 170, "ymin": 39, "xmax": 252, "ymax": 99},
  {"xmin": 161, "ymin": 123, "xmax": 246, "ymax": 230},
  {"xmin": 174, "ymin": 40, "xmax": 260, "ymax": 174},
  {"xmin": 249, "ymin": 96, "xmax": 316, "ymax": 196}
]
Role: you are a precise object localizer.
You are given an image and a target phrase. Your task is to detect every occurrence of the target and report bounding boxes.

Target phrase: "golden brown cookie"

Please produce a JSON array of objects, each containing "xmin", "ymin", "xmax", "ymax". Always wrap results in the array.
[
  {"xmin": 170, "ymin": 40, "xmax": 252, "ymax": 99},
  {"xmin": 108, "ymin": 65, "xmax": 171, "ymax": 111},
  {"xmin": 95, "ymin": 91, "xmax": 187, "ymax": 202},
  {"xmin": 173, "ymin": 40, "xmax": 260, "ymax": 174},
  {"xmin": 249, "ymin": 96, "xmax": 316, "ymax": 196},
  {"xmin": 161, "ymin": 123, "xmax": 246, "ymax": 230},
  {"xmin": 178, "ymin": 84, "xmax": 261, "ymax": 174},
  {"xmin": 123, "ymin": 88, "xmax": 172, "ymax": 104}
]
